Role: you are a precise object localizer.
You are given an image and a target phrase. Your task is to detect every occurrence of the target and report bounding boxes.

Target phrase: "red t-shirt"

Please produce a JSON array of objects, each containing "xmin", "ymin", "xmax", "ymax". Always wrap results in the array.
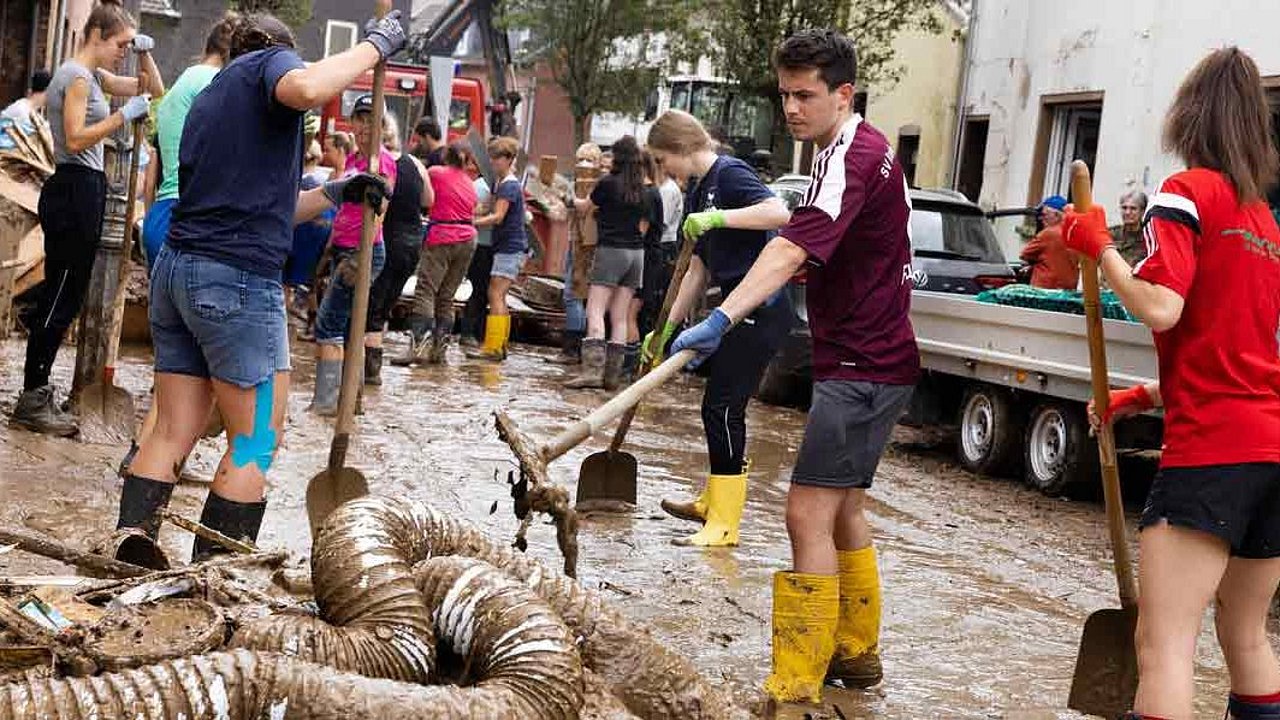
[
  {"xmin": 780, "ymin": 114, "xmax": 920, "ymax": 385},
  {"xmin": 1135, "ymin": 168, "xmax": 1280, "ymax": 467},
  {"xmin": 426, "ymin": 165, "xmax": 478, "ymax": 246}
]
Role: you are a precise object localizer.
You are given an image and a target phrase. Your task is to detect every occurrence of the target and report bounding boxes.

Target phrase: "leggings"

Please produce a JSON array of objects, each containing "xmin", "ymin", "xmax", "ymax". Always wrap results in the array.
[
  {"xmin": 367, "ymin": 229, "xmax": 422, "ymax": 332},
  {"xmin": 699, "ymin": 293, "xmax": 793, "ymax": 475},
  {"xmin": 461, "ymin": 243, "xmax": 495, "ymax": 341},
  {"xmin": 24, "ymin": 164, "xmax": 107, "ymax": 391}
]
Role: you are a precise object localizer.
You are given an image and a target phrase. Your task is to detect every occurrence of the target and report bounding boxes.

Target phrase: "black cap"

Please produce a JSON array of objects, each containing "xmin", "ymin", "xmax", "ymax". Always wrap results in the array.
[{"xmin": 351, "ymin": 94, "xmax": 384, "ymax": 116}]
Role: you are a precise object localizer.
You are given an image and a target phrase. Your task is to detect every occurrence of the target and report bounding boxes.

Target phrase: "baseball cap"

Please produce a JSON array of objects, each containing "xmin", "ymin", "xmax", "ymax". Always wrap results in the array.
[
  {"xmin": 351, "ymin": 94, "xmax": 385, "ymax": 117},
  {"xmin": 1039, "ymin": 195, "xmax": 1068, "ymax": 212}
]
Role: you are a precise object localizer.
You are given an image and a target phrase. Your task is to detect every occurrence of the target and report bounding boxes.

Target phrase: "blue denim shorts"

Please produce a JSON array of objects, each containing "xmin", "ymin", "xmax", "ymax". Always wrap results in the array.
[
  {"xmin": 490, "ymin": 250, "xmax": 528, "ymax": 280},
  {"xmin": 315, "ymin": 242, "xmax": 386, "ymax": 344},
  {"xmin": 149, "ymin": 245, "xmax": 291, "ymax": 388}
]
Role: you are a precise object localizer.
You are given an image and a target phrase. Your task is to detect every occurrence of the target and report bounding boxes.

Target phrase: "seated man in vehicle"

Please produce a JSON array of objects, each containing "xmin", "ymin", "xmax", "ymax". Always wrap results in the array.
[{"xmin": 1020, "ymin": 195, "xmax": 1079, "ymax": 290}]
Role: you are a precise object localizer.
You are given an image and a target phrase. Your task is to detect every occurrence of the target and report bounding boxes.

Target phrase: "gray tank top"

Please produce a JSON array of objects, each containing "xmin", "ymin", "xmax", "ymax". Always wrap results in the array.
[{"xmin": 46, "ymin": 61, "xmax": 111, "ymax": 171}]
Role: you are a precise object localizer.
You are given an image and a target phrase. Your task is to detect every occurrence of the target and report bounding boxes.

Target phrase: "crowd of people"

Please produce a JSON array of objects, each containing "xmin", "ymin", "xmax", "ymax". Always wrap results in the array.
[{"xmin": 5, "ymin": 1, "xmax": 1280, "ymax": 716}]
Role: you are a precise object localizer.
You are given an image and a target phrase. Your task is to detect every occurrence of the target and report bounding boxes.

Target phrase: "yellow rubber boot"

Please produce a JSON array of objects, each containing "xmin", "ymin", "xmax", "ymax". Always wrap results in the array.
[
  {"xmin": 467, "ymin": 314, "xmax": 509, "ymax": 361},
  {"xmin": 827, "ymin": 546, "xmax": 883, "ymax": 688},
  {"xmin": 763, "ymin": 571, "xmax": 839, "ymax": 705},
  {"xmin": 673, "ymin": 472, "xmax": 746, "ymax": 546}
]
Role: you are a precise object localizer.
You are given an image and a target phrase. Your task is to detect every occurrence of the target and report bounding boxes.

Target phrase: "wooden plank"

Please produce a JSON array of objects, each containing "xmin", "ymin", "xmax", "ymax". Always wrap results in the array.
[
  {"xmin": 0, "ymin": 209, "xmax": 36, "ymax": 337},
  {"xmin": 0, "ymin": 175, "xmax": 40, "ymax": 215},
  {"xmin": 29, "ymin": 115, "xmax": 55, "ymax": 165}
]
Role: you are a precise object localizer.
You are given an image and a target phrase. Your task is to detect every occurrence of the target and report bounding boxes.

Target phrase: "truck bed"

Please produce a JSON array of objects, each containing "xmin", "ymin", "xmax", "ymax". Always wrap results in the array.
[{"xmin": 911, "ymin": 290, "xmax": 1158, "ymax": 404}]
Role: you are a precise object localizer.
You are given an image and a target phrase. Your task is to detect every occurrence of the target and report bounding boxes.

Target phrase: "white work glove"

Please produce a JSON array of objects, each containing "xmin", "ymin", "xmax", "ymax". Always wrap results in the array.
[
  {"xmin": 130, "ymin": 34, "xmax": 154, "ymax": 53},
  {"xmin": 121, "ymin": 94, "xmax": 151, "ymax": 123}
]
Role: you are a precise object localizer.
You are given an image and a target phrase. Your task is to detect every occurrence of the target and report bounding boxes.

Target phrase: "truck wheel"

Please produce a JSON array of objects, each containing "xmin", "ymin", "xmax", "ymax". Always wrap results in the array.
[
  {"xmin": 755, "ymin": 359, "xmax": 803, "ymax": 409},
  {"xmin": 955, "ymin": 385, "xmax": 1023, "ymax": 477},
  {"xmin": 1023, "ymin": 401, "xmax": 1098, "ymax": 496}
]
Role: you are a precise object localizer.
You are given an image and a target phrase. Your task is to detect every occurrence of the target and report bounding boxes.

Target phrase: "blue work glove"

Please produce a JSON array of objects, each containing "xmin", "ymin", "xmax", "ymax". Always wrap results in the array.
[
  {"xmin": 669, "ymin": 308, "xmax": 733, "ymax": 370},
  {"xmin": 120, "ymin": 94, "xmax": 151, "ymax": 123},
  {"xmin": 130, "ymin": 34, "xmax": 154, "ymax": 53},
  {"xmin": 364, "ymin": 10, "xmax": 407, "ymax": 59},
  {"xmin": 323, "ymin": 172, "xmax": 390, "ymax": 213}
]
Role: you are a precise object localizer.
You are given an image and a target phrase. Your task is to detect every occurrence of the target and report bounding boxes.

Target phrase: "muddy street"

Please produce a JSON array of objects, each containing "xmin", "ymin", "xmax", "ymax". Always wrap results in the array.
[{"xmin": 0, "ymin": 335, "xmax": 1245, "ymax": 718}]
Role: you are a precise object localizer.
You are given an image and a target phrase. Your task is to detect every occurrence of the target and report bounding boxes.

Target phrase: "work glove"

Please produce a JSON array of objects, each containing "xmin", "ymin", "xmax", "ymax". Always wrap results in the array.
[
  {"xmin": 130, "ymin": 34, "xmax": 154, "ymax": 53},
  {"xmin": 641, "ymin": 321, "xmax": 678, "ymax": 367},
  {"xmin": 120, "ymin": 94, "xmax": 151, "ymax": 123},
  {"xmin": 1087, "ymin": 384, "xmax": 1154, "ymax": 431},
  {"xmin": 323, "ymin": 172, "xmax": 390, "ymax": 213},
  {"xmin": 1063, "ymin": 205, "xmax": 1114, "ymax": 261},
  {"xmin": 364, "ymin": 10, "xmax": 407, "ymax": 60},
  {"xmin": 336, "ymin": 253, "xmax": 358, "ymax": 287},
  {"xmin": 669, "ymin": 308, "xmax": 732, "ymax": 370},
  {"xmin": 682, "ymin": 210, "xmax": 726, "ymax": 242}
]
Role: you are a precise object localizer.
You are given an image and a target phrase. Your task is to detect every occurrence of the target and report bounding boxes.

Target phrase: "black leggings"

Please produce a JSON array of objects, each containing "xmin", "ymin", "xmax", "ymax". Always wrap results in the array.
[
  {"xmin": 24, "ymin": 165, "xmax": 107, "ymax": 391},
  {"xmin": 461, "ymin": 243, "xmax": 495, "ymax": 341},
  {"xmin": 366, "ymin": 230, "xmax": 422, "ymax": 332},
  {"xmin": 699, "ymin": 294, "xmax": 793, "ymax": 475}
]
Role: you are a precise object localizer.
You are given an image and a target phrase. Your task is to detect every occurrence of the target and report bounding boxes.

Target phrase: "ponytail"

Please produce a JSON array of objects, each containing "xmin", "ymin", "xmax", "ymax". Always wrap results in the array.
[
  {"xmin": 84, "ymin": 0, "xmax": 134, "ymax": 42},
  {"xmin": 204, "ymin": 12, "xmax": 240, "ymax": 64}
]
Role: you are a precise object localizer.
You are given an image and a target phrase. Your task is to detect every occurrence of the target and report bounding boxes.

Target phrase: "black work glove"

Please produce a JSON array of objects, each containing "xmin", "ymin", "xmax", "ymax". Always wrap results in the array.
[
  {"xmin": 364, "ymin": 10, "xmax": 407, "ymax": 59},
  {"xmin": 323, "ymin": 172, "xmax": 390, "ymax": 214}
]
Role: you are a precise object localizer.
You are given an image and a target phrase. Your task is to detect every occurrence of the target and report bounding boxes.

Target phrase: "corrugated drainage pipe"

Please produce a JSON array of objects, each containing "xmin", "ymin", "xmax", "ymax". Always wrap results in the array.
[{"xmin": 0, "ymin": 557, "xmax": 583, "ymax": 719}]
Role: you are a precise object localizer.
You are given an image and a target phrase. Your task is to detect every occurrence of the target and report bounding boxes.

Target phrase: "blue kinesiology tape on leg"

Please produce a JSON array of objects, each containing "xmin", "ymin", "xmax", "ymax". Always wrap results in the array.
[{"xmin": 231, "ymin": 378, "xmax": 278, "ymax": 472}]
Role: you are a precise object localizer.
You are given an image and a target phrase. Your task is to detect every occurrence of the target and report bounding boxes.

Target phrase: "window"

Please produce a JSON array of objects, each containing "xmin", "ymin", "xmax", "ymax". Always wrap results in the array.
[
  {"xmin": 956, "ymin": 117, "xmax": 989, "ymax": 203},
  {"xmin": 1043, "ymin": 105, "xmax": 1101, "ymax": 198},
  {"xmin": 897, "ymin": 130, "xmax": 920, "ymax": 188},
  {"xmin": 325, "ymin": 20, "xmax": 358, "ymax": 57},
  {"xmin": 910, "ymin": 203, "xmax": 1006, "ymax": 263}
]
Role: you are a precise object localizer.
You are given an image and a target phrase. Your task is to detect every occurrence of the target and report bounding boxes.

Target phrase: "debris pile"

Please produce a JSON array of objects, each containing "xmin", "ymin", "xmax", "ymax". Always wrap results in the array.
[
  {"xmin": 0, "ymin": 496, "xmax": 748, "ymax": 720},
  {"xmin": 0, "ymin": 115, "xmax": 53, "ymax": 337}
]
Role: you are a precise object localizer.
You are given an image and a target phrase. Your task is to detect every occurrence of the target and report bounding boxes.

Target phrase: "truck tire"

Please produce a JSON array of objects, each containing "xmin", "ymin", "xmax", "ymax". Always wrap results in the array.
[
  {"xmin": 955, "ymin": 384, "xmax": 1023, "ymax": 477},
  {"xmin": 1022, "ymin": 401, "xmax": 1099, "ymax": 496},
  {"xmin": 755, "ymin": 359, "xmax": 808, "ymax": 409}
]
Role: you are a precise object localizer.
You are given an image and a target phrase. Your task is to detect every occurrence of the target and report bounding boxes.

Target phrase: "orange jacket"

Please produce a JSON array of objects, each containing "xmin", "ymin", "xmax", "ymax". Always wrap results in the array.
[{"xmin": 1020, "ymin": 226, "xmax": 1080, "ymax": 290}]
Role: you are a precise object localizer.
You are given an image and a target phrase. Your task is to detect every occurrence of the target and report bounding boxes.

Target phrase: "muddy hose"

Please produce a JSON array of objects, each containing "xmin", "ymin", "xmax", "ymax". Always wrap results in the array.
[
  {"xmin": 231, "ymin": 498, "xmax": 436, "ymax": 683},
  {"xmin": 0, "ymin": 648, "xmax": 579, "ymax": 720}
]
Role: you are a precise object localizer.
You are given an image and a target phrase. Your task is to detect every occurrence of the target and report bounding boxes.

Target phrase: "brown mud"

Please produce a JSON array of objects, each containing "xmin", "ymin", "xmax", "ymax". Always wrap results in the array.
[{"xmin": 0, "ymin": 336, "xmax": 1254, "ymax": 718}]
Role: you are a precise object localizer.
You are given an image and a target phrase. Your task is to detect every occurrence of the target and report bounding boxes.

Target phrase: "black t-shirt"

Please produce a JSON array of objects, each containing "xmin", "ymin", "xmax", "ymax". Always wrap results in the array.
[
  {"xmin": 688, "ymin": 156, "xmax": 776, "ymax": 287},
  {"xmin": 643, "ymin": 186, "xmax": 665, "ymax": 250},
  {"xmin": 591, "ymin": 173, "xmax": 655, "ymax": 249}
]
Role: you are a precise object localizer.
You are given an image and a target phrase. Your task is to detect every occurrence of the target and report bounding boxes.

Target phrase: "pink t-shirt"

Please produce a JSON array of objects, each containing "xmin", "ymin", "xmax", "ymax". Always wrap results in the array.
[
  {"xmin": 330, "ymin": 148, "xmax": 398, "ymax": 249},
  {"xmin": 426, "ymin": 165, "xmax": 479, "ymax": 246}
]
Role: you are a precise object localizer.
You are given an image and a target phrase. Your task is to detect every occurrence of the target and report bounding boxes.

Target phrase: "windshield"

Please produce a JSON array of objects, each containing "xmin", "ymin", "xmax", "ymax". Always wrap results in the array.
[{"xmin": 910, "ymin": 203, "xmax": 1006, "ymax": 263}]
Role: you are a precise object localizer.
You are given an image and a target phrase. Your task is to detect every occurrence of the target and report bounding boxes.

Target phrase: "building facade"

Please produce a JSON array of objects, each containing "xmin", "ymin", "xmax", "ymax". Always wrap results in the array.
[{"xmin": 956, "ymin": 0, "xmax": 1280, "ymax": 255}]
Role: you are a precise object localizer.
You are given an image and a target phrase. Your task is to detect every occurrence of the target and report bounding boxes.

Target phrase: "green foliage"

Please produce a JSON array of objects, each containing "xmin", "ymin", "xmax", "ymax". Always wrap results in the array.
[
  {"xmin": 498, "ymin": 0, "xmax": 692, "ymax": 144},
  {"xmin": 231, "ymin": 0, "xmax": 314, "ymax": 29}
]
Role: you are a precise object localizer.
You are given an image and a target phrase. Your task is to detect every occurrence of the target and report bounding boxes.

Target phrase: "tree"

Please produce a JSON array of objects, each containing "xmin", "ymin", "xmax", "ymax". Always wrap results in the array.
[
  {"xmin": 232, "ymin": 0, "xmax": 314, "ymax": 29},
  {"xmin": 498, "ymin": 0, "xmax": 691, "ymax": 146},
  {"xmin": 699, "ymin": 0, "xmax": 944, "ymax": 154}
]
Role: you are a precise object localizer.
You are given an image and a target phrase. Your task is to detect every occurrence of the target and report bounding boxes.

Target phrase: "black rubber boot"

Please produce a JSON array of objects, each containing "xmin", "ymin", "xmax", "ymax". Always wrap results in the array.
[
  {"xmin": 192, "ymin": 492, "xmax": 267, "ymax": 563},
  {"xmin": 10, "ymin": 385, "xmax": 78, "ymax": 437},
  {"xmin": 621, "ymin": 341, "xmax": 640, "ymax": 380},
  {"xmin": 547, "ymin": 330, "xmax": 584, "ymax": 365},
  {"xmin": 116, "ymin": 474, "xmax": 175, "ymax": 539},
  {"xmin": 1228, "ymin": 694, "xmax": 1280, "ymax": 719},
  {"xmin": 117, "ymin": 441, "xmax": 139, "ymax": 479},
  {"xmin": 364, "ymin": 347, "xmax": 383, "ymax": 386}
]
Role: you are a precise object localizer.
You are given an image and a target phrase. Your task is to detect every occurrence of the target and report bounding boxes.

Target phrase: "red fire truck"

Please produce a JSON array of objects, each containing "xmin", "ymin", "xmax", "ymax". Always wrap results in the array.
[{"xmin": 319, "ymin": 62, "xmax": 487, "ymax": 147}]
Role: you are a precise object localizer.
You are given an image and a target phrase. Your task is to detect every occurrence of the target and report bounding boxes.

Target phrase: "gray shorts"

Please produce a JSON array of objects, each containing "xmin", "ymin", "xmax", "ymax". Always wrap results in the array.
[
  {"xmin": 590, "ymin": 246, "xmax": 644, "ymax": 289},
  {"xmin": 791, "ymin": 380, "xmax": 914, "ymax": 489}
]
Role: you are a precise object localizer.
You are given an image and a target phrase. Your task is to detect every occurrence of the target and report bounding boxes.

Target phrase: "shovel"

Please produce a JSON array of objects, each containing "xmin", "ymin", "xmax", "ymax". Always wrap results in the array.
[
  {"xmin": 1066, "ymin": 159, "xmax": 1139, "ymax": 718},
  {"xmin": 78, "ymin": 77, "xmax": 146, "ymax": 439},
  {"xmin": 575, "ymin": 222, "xmax": 701, "ymax": 509},
  {"xmin": 305, "ymin": 0, "xmax": 391, "ymax": 538}
]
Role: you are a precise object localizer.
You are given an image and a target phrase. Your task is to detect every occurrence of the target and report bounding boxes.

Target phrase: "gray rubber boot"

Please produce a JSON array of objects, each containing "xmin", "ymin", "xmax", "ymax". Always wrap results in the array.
[
  {"xmin": 603, "ymin": 343, "xmax": 627, "ymax": 391},
  {"xmin": 10, "ymin": 385, "xmax": 78, "ymax": 437},
  {"xmin": 565, "ymin": 339, "xmax": 607, "ymax": 389},
  {"xmin": 310, "ymin": 358, "xmax": 342, "ymax": 416},
  {"xmin": 364, "ymin": 347, "xmax": 383, "ymax": 386}
]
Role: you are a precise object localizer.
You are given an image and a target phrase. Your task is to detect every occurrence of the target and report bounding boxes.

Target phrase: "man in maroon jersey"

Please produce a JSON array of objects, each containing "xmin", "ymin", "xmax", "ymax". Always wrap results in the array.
[{"xmin": 669, "ymin": 28, "xmax": 920, "ymax": 709}]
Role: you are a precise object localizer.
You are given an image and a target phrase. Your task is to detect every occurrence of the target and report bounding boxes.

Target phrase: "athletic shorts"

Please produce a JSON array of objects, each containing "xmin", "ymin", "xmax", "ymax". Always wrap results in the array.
[
  {"xmin": 490, "ymin": 251, "xmax": 528, "ymax": 280},
  {"xmin": 590, "ymin": 245, "xmax": 644, "ymax": 289},
  {"xmin": 1140, "ymin": 463, "xmax": 1280, "ymax": 558},
  {"xmin": 141, "ymin": 197, "xmax": 176, "ymax": 273},
  {"xmin": 791, "ymin": 380, "xmax": 914, "ymax": 489},
  {"xmin": 149, "ymin": 244, "xmax": 291, "ymax": 388}
]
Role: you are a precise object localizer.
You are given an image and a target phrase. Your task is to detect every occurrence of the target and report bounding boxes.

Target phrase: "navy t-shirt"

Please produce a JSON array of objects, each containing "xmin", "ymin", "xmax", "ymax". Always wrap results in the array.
[
  {"xmin": 168, "ymin": 48, "xmax": 307, "ymax": 278},
  {"xmin": 687, "ymin": 156, "xmax": 776, "ymax": 288},
  {"xmin": 492, "ymin": 175, "xmax": 527, "ymax": 254}
]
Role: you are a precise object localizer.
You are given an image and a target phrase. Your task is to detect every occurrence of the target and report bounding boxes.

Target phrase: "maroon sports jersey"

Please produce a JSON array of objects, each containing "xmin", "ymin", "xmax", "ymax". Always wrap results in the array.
[{"xmin": 781, "ymin": 114, "xmax": 920, "ymax": 385}]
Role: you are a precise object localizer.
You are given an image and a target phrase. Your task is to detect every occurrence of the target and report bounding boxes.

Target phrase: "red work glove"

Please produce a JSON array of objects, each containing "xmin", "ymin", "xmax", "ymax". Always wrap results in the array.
[
  {"xmin": 1087, "ymin": 384, "xmax": 1155, "ymax": 430},
  {"xmin": 1063, "ymin": 204, "xmax": 1114, "ymax": 261}
]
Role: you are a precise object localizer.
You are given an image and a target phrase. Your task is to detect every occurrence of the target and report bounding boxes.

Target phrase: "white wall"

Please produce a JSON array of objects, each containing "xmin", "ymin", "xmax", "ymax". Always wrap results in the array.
[{"xmin": 966, "ymin": 0, "xmax": 1280, "ymax": 251}]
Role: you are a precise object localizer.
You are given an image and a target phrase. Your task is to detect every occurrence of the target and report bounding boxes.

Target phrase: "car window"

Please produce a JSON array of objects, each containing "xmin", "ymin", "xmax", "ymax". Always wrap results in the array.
[
  {"xmin": 773, "ymin": 186, "xmax": 806, "ymax": 210},
  {"xmin": 910, "ymin": 204, "xmax": 1006, "ymax": 263}
]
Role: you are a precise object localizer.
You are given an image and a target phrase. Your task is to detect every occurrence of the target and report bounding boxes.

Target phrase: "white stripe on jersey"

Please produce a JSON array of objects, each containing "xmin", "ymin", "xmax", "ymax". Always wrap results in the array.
[
  {"xmin": 802, "ymin": 114, "xmax": 863, "ymax": 221},
  {"xmin": 1147, "ymin": 191, "xmax": 1200, "ymax": 222}
]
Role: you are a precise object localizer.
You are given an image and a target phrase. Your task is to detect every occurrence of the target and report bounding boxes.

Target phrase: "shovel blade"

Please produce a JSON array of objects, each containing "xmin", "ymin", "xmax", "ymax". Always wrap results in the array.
[
  {"xmin": 306, "ymin": 467, "xmax": 369, "ymax": 539},
  {"xmin": 575, "ymin": 450, "xmax": 637, "ymax": 512},
  {"xmin": 1068, "ymin": 606, "xmax": 1139, "ymax": 718},
  {"xmin": 76, "ymin": 382, "xmax": 137, "ymax": 445}
]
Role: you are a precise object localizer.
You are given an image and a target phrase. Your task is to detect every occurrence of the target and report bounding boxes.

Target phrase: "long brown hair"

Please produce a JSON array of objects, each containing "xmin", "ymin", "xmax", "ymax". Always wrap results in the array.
[
  {"xmin": 228, "ymin": 13, "xmax": 296, "ymax": 59},
  {"xmin": 84, "ymin": 0, "xmax": 134, "ymax": 41},
  {"xmin": 1163, "ymin": 47, "xmax": 1279, "ymax": 203},
  {"xmin": 203, "ymin": 12, "xmax": 240, "ymax": 64}
]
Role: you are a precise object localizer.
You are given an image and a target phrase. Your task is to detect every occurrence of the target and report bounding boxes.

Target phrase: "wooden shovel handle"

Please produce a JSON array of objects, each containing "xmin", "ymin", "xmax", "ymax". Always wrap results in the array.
[
  {"xmin": 1072, "ymin": 160, "xmax": 1138, "ymax": 608},
  {"xmin": 544, "ymin": 350, "xmax": 695, "ymax": 462},
  {"xmin": 104, "ymin": 76, "xmax": 148, "ymax": 379}
]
